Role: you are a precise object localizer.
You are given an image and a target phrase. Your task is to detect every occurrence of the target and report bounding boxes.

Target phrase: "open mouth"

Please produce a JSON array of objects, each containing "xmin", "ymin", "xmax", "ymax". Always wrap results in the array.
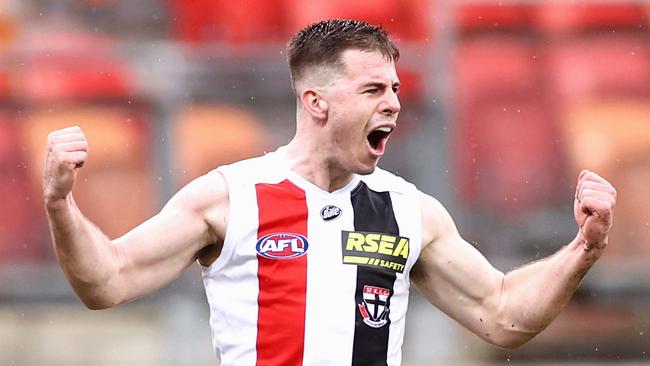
[{"xmin": 367, "ymin": 126, "xmax": 394, "ymax": 151}]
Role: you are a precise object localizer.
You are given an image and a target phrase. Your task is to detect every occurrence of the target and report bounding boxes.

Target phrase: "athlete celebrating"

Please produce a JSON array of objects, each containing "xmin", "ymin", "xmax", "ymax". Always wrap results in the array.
[{"xmin": 43, "ymin": 19, "xmax": 617, "ymax": 365}]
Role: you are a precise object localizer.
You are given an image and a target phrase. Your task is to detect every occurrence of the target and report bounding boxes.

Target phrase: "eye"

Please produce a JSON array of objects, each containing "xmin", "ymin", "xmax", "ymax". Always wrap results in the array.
[{"xmin": 365, "ymin": 88, "xmax": 379, "ymax": 94}]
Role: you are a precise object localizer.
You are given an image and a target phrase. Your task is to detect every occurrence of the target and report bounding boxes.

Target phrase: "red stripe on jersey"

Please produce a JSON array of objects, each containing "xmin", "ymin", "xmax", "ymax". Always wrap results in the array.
[{"xmin": 255, "ymin": 179, "xmax": 308, "ymax": 366}]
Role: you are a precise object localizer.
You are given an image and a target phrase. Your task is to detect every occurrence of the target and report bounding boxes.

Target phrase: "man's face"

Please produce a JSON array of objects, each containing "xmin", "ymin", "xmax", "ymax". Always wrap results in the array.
[{"xmin": 322, "ymin": 49, "xmax": 401, "ymax": 175}]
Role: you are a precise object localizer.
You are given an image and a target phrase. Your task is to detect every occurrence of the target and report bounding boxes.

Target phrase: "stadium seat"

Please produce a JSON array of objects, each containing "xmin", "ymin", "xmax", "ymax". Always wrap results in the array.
[
  {"xmin": 454, "ymin": 36, "xmax": 563, "ymax": 218},
  {"xmin": 0, "ymin": 113, "xmax": 47, "ymax": 263},
  {"xmin": 13, "ymin": 31, "xmax": 134, "ymax": 102},
  {"xmin": 394, "ymin": 66, "xmax": 423, "ymax": 102},
  {"xmin": 0, "ymin": 4, "xmax": 17, "ymax": 47},
  {"xmin": 545, "ymin": 35, "xmax": 650, "ymax": 107},
  {"xmin": 455, "ymin": 36, "xmax": 540, "ymax": 102},
  {"xmin": 172, "ymin": 104, "xmax": 271, "ymax": 187},
  {"xmin": 454, "ymin": 94, "xmax": 563, "ymax": 219},
  {"xmin": 559, "ymin": 99, "xmax": 650, "ymax": 260},
  {"xmin": 169, "ymin": 0, "xmax": 288, "ymax": 44},
  {"xmin": 19, "ymin": 105, "xmax": 157, "ymax": 239},
  {"xmin": 455, "ymin": 3, "xmax": 534, "ymax": 32},
  {"xmin": 534, "ymin": 3, "xmax": 648, "ymax": 34},
  {"xmin": 0, "ymin": 67, "xmax": 8, "ymax": 100}
]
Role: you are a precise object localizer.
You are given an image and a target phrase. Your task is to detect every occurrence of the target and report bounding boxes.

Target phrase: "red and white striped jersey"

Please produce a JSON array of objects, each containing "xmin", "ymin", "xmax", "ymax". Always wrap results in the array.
[{"xmin": 202, "ymin": 147, "xmax": 423, "ymax": 366}]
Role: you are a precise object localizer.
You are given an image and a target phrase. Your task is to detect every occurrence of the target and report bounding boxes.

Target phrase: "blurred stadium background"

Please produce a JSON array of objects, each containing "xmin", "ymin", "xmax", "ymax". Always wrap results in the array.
[{"xmin": 0, "ymin": 0, "xmax": 649, "ymax": 365}]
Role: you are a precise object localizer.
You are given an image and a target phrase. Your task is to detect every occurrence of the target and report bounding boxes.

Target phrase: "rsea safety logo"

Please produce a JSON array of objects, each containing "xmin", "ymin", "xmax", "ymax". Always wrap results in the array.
[
  {"xmin": 341, "ymin": 231, "xmax": 409, "ymax": 273},
  {"xmin": 256, "ymin": 233, "xmax": 309, "ymax": 259}
]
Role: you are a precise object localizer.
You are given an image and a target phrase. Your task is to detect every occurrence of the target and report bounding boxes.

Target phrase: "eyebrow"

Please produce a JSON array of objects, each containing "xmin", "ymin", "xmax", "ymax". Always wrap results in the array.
[{"xmin": 360, "ymin": 81, "xmax": 401, "ymax": 90}]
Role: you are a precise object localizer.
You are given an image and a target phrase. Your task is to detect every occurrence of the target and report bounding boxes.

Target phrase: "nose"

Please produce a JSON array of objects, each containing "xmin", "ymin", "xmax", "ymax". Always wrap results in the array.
[{"xmin": 381, "ymin": 89, "xmax": 401, "ymax": 116}]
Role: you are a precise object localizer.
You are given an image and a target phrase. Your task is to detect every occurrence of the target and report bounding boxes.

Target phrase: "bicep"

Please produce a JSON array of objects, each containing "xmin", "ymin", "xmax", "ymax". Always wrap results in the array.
[
  {"xmin": 114, "ymin": 203, "xmax": 211, "ymax": 276},
  {"xmin": 108, "ymin": 172, "xmax": 226, "ymax": 303},
  {"xmin": 411, "ymin": 195, "xmax": 503, "ymax": 332}
]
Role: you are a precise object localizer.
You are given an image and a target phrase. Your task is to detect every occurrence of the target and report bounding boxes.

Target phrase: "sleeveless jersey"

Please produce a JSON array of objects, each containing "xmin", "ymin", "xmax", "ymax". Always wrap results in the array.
[{"xmin": 202, "ymin": 148, "xmax": 423, "ymax": 366}]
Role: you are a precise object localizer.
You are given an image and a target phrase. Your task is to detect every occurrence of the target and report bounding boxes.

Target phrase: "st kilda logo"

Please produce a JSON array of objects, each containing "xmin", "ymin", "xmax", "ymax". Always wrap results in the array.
[
  {"xmin": 320, "ymin": 205, "xmax": 342, "ymax": 221},
  {"xmin": 256, "ymin": 233, "xmax": 309, "ymax": 259},
  {"xmin": 358, "ymin": 285, "xmax": 391, "ymax": 328}
]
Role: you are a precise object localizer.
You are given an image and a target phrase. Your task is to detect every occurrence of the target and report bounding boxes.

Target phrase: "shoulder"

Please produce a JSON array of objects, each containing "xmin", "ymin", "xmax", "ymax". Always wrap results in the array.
[
  {"xmin": 360, "ymin": 169, "xmax": 457, "ymax": 252},
  {"xmin": 361, "ymin": 167, "xmax": 418, "ymax": 195},
  {"xmin": 217, "ymin": 151, "xmax": 285, "ymax": 186},
  {"xmin": 362, "ymin": 168, "xmax": 451, "ymax": 227},
  {"xmin": 218, "ymin": 151, "xmax": 280, "ymax": 173},
  {"xmin": 419, "ymin": 192, "xmax": 458, "ymax": 251},
  {"xmin": 166, "ymin": 169, "xmax": 229, "ymax": 217},
  {"xmin": 160, "ymin": 168, "xmax": 231, "ymax": 245}
]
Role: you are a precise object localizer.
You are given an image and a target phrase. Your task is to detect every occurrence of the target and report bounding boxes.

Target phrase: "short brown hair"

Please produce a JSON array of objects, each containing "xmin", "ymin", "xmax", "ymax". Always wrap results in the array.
[{"xmin": 288, "ymin": 19, "xmax": 400, "ymax": 86}]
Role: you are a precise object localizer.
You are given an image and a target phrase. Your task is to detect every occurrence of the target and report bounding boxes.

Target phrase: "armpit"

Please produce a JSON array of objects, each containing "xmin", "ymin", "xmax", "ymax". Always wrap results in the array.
[{"xmin": 197, "ymin": 241, "xmax": 223, "ymax": 267}]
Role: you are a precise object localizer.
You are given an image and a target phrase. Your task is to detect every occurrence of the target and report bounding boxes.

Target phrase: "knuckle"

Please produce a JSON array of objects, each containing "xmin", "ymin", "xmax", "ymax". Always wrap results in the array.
[{"xmin": 51, "ymin": 143, "xmax": 65, "ymax": 154}]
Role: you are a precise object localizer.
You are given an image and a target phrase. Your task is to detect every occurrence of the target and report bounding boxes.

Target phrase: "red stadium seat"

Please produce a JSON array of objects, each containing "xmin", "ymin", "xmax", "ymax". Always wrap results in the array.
[
  {"xmin": 0, "ymin": 113, "xmax": 47, "ymax": 263},
  {"xmin": 168, "ymin": 0, "xmax": 214, "ymax": 43},
  {"xmin": 545, "ymin": 35, "xmax": 650, "ymax": 107},
  {"xmin": 20, "ymin": 105, "xmax": 157, "ymax": 239},
  {"xmin": 454, "ymin": 95, "xmax": 563, "ymax": 219},
  {"xmin": 535, "ymin": 3, "xmax": 648, "ymax": 34},
  {"xmin": 394, "ymin": 66, "xmax": 423, "ymax": 101},
  {"xmin": 455, "ymin": 3, "xmax": 534, "ymax": 31},
  {"xmin": 454, "ymin": 37, "xmax": 562, "ymax": 218},
  {"xmin": 456, "ymin": 36, "xmax": 540, "ymax": 105},
  {"xmin": 13, "ymin": 31, "xmax": 135, "ymax": 102},
  {"xmin": 169, "ymin": 0, "xmax": 288, "ymax": 44}
]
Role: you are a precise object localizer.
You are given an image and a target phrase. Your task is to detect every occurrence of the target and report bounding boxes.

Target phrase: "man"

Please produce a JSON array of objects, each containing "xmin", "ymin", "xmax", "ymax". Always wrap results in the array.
[{"xmin": 43, "ymin": 19, "xmax": 616, "ymax": 365}]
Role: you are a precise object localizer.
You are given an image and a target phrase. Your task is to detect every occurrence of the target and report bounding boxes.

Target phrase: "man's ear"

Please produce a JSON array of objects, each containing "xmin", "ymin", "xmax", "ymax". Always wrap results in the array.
[{"xmin": 300, "ymin": 89, "xmax": 328, "ymax": 122}]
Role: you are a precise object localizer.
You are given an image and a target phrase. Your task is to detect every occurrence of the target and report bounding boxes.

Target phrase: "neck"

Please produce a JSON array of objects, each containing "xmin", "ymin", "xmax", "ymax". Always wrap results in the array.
[{"xmin": 283, "ymin": 134, "xmax": 355, "ymax": 193}]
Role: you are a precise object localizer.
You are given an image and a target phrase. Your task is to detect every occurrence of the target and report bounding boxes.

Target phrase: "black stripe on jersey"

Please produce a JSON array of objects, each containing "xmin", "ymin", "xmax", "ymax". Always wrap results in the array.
[{"xmin": 350, "ymin": 181, "xmax": 398, "ymax": 366}]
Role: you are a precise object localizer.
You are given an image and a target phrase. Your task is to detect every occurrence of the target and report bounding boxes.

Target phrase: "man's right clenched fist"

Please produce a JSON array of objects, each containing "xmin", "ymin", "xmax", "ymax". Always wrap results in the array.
[{"xmin": 43, "ymin": 126, "xmax": 89, "ymax": 203}]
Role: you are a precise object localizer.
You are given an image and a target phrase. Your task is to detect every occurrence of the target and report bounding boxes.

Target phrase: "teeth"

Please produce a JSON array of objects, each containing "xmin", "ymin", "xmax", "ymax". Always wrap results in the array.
[{"xmin": 376, "ymin": 127, "xmax": 393, "ymax": 133}]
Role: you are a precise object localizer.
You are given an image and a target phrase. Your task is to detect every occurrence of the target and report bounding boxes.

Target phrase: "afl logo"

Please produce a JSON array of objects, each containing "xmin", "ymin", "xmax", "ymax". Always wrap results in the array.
[
  {"xmin": 320, "ymin": 205, "xmax": 342, "ymax": 221},
  {"xmin": 256, "ymin": 233, "xmax": 309, "ymax": 259}
]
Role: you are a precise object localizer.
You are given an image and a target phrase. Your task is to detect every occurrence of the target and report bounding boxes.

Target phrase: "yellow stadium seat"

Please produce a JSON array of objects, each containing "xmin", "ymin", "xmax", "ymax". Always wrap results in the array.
[
  {"xmin": 172, "ymin": 103, "xmax": 271, "ymax": 187},
  {"xmin": 20, "ymin": 105, "xmax": 157, "ymax": 239}
]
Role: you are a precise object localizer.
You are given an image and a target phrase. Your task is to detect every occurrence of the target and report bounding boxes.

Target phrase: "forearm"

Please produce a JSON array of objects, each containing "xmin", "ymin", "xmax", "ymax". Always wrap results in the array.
[
  {"xmin": 494, "ymin": 235, "xmax": 603, "ymax": 346},
  {"xmin": 46, "ymin": 195, "xmax": 122, "ymax": 308}
]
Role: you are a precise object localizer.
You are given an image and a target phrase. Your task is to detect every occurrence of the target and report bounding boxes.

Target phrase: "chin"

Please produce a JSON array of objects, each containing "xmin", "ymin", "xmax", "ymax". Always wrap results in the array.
[{"xmin": 355, "ymin": 164, "xmax": 377, "ymax": 176}]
